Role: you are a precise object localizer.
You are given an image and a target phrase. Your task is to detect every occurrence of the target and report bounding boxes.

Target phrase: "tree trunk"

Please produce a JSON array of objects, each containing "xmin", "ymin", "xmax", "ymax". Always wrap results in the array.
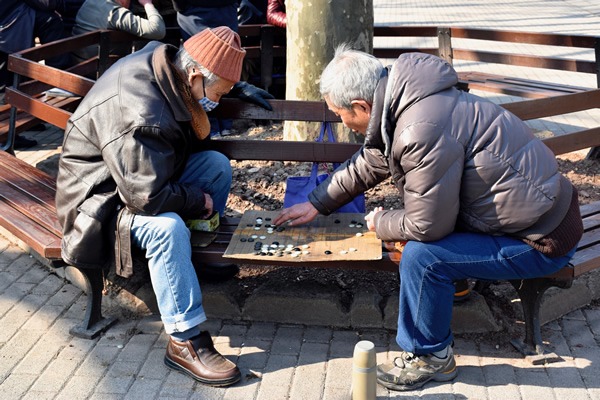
[{"xmin": 284, "ymin": 0, "xmax": 373, "ymax": 142}]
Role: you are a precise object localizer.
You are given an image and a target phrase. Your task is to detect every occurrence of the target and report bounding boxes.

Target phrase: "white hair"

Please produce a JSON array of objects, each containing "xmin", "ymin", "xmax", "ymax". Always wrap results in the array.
[
  {"xmin": 174, "ymin": 47, "xmax": 219, "ymax": 86},
  {"xmin": 319, "ymin": 44, "xmax": 384, "ymax": 110}
]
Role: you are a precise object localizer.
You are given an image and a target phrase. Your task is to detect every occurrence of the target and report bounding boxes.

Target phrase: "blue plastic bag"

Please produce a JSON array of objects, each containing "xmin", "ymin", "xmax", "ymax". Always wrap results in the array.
[{"xmin": 283, "ymin": 123, "xmax": 366, "ymax": 213}]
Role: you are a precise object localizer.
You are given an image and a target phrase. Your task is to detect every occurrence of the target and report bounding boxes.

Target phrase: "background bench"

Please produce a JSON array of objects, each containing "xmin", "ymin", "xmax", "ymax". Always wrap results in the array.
[{"xmin": 3, "ymin": 31, "xmax": 600, "ymax": 362}]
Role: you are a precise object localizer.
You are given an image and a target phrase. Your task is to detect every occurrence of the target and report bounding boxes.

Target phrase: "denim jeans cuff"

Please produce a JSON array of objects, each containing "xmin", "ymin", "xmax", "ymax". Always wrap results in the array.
[{"xmin": 162, "ymin": 310, "xmax": 207, "ymax": 335}]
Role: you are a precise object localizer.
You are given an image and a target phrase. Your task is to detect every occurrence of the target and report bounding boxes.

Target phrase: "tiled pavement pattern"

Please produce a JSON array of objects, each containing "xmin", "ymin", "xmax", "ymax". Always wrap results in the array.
[
  {"xmin": 2, "ymin": 1, "xmax": 600, "ymax": 399},
  {"xmin": 1, "ymin": 234, "xmax": 599, "ymax": 399}
]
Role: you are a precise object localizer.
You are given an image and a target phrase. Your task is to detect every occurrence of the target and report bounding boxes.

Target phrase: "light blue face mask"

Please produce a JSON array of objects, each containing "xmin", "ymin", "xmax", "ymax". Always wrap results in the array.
[
  {"xmin": 198, "ymin": 77, "xmax": 219, "ymax": 112},
  {"xmin": 199, "ymin": 96, "xmax": 219, "ymax": 112}
]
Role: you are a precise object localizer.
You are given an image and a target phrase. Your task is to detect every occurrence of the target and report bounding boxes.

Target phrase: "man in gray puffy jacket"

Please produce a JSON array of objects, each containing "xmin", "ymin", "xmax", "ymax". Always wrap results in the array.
[{"xmin": 274, "ymin": 45, "xmax": 583, "ymax": 391}]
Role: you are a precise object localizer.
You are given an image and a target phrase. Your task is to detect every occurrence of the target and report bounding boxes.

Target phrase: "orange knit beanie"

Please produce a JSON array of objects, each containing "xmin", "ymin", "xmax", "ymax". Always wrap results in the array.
[{"xmin": 183, "ymin": 26, "xmax": 246, "ymax": 82}]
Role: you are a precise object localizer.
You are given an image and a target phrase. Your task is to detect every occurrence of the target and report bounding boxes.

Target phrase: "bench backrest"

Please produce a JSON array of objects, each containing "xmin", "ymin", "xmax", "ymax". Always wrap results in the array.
[
  {"xmin": 373, "ymin": 27, "xmax": 600, "ymax": 86},
  {"xmin": 6, "ymin": 28, "xmax": 600, "ymax": 159}
]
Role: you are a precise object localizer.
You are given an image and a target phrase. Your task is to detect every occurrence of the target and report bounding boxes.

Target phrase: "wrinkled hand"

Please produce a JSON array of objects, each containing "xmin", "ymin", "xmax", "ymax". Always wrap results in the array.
[
  {"xmin": 238, "ymin": 0, "xmax": 263, "ymax": 24},
  {"xmin": 231, "ymin": 81, "xmax": 274, "ymax": 111},
  {"xmin": 202, "ymin": 193, "xmax": 214, "ymax": 218},
  {"xmin": 364, "ymin": 206, "xmax": 383, "ymax": 231},
  {"xmin": 273, "ymin": 202, "xmax": 319, "ymax": 227}
]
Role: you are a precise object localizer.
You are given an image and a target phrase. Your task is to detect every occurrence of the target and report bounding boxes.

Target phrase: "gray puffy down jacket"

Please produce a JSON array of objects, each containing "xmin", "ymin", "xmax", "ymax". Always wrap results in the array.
[{"xmin": 309, "ymin": 53, "xmax": 573, "ymax": 243}]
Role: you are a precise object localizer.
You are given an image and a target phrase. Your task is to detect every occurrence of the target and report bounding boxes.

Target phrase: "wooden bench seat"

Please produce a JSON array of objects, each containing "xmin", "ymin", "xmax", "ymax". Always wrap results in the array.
[{"xmin": 0, "ymin": 150, "xmax": 116, "ymax": 339}]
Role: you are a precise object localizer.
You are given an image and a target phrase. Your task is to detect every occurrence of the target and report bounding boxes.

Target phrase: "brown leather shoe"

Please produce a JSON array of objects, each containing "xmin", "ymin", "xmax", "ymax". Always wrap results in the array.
[{"xmin": 164, "ymin": 331, "xmax": 241, "ymax": 386}]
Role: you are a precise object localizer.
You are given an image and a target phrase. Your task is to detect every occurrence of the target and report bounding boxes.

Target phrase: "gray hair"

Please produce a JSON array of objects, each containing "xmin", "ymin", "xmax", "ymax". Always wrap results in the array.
[
  {"xmin": 319, "ymin": 44, "xmax": 384, "ymax": 110},
  {"xmin": 174, "ymin": 47, "xmax": 219, "ymax": 87}
]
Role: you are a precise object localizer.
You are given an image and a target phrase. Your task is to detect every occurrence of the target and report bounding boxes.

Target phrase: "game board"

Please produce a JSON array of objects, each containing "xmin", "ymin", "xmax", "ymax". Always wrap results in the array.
[{"xmin": 223, "ymin": 210, "xmax": 382, "ymax": 262}]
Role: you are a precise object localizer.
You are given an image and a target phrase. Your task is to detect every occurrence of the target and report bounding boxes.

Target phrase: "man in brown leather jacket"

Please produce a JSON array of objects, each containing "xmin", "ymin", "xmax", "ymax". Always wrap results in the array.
[{"xmin": 56, "ymin": 26, "xmax": 249, "ymax": 386}]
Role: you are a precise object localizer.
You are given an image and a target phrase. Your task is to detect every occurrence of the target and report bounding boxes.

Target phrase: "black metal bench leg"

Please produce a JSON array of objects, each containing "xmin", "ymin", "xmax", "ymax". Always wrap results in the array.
[
  {"xmin": 508, "ymin": 277, "xmax": 572, "ymax": 364},
  {"xmin": 69, "ymin": 267, "xmax": 117, "ymax": 339}
]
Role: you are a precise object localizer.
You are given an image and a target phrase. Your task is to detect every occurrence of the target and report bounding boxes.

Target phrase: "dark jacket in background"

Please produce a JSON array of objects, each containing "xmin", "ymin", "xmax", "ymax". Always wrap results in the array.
[
  {"xmin": 0, "ymin": 0, "xmax": 66, "ymax": 53},
  {"xmin": 171, "ymin": 0, "xmax": 237, "ymax": 13}
]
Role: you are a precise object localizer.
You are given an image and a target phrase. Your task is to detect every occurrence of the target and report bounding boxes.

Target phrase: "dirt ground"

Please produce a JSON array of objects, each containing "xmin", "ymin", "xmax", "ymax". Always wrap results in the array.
[{"xmin": 216, "ymin": 121, "xmax": 600, "ymax": 313}]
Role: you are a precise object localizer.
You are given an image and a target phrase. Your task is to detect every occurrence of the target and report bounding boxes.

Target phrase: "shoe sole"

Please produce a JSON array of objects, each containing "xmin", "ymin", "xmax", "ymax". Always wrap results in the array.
[
  {"xmin": 377, "ymin": 365, "xmax": 458, "ymax": 391},
  {"xmin": 164, "ymin": 356, "xmax": 241, "ymax": 387}
]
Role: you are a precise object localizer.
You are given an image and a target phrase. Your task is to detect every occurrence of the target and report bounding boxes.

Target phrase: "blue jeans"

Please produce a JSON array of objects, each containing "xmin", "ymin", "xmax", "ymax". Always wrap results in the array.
[
  {"xmin": 397, "ymin": 232, "xmax": 576, "ymax": 355},
  {"xmin": 130, "ymin": 151, "xmax": 232, "ymax": 334}
]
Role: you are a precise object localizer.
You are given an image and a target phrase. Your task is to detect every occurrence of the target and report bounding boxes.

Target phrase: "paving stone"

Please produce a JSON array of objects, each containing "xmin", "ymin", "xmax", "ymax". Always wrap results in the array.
[
  {"xmin": 349, "ymin": 284, "xmax": 383, "ymax": 328},
  {"xmin": 243, "ymin": 282, "xmax": 349, "ymax": 327},
  {"xmin": 452, "ymin": 293, "xmax": 500, "ymax": 334},
  {"xmin": 541, "ymin": 282, "xmax": 593, "ymax": 325}
]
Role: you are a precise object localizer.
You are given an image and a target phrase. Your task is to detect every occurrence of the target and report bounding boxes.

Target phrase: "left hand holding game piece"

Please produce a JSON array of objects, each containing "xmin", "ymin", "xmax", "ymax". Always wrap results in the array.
[
  {"xmin": 273, "ymin": 201, "xmax": 319, "ymax": 227},
  {"xmin": 365, "ymin": 207, "xmax": 383, "ymax": 231}
]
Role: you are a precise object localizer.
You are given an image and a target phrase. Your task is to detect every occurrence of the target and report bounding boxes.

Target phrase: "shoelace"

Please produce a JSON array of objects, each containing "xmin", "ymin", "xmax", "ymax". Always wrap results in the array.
[{"xmin": 394, "ymin": 351, "xmax": 418, "ymax": 368}]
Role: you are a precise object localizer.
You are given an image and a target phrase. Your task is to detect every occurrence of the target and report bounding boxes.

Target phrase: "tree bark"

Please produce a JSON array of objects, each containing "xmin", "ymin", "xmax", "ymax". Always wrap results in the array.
[{"xmin": 284, "ymin": 0, "xmax": 373, "ymax": 142}]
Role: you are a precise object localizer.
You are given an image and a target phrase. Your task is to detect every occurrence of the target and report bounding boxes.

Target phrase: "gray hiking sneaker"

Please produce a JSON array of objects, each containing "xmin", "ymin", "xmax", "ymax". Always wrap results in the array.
[{"xmin": 376, "ymin": 348, "xmax": 458, "ymax": 391}]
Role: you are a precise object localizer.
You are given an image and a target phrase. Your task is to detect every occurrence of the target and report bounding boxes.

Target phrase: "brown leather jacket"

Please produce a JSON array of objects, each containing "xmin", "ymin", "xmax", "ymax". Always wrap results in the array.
[
  {"xmin": 56, "ymin": 42, "xmax": 208, "ymax": 276},
  {"xmin": 266, "ymin": 0, "xmax": 285, "ymax": 28}
]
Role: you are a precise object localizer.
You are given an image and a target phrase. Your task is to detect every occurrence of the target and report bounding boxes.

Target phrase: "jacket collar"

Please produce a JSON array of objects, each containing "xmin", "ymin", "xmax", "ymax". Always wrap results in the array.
[
  {"xmin": 152, "ymin": 44, "xmax": 191, "ymax": 122},
  {"xmin": 151, "ymin": 43, "xmax": 211, "ymax": 139},
  {"xmin": 363, "ymin": 67, "xmax": 391, "ymax": 156}
]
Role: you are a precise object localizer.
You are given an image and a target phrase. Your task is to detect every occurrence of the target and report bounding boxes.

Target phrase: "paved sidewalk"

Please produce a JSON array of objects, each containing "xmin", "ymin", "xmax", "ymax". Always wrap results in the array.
[
  {"xmin": 2, "ymin": 1, "xmax": 600, "ymax": 399},
  {"xmin": 0, "ymin": 233, "xmax": 599, "ymax": 400}
]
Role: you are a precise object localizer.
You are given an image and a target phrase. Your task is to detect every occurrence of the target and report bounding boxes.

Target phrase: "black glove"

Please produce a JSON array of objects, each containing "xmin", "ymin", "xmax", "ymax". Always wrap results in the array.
[
  {"xmin": 231, "ymin": 81, "xmax": 274, "ymax": 111},
  {"xmin": 238, "ymin": 0, "xmax": 263, "ymax": 25}
]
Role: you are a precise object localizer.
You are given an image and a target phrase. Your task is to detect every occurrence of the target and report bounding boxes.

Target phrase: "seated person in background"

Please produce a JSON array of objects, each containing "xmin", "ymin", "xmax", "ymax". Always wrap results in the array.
[
  {"xmin": 0, "ymin": 0, "xmax": 70, "ymax": 148},
  {"xmin": 172, "ymin": 0, "xmax": 238, "ymax": 40},
  {"xmin": 274, "ymin": 46, "xmax": 583, "ymax": 391},
  {"xmin": 72, "ymin": 0, "xmax": 166, "ymax": 60},
  {"xmin": 61, "ymin": 0, "xmax": 86, "ymax": 36},
  {"xmin": 266, "ymin": 0, "xmax": 286, "ymax": 28},
  {"xmin": 56, "ymin": 26, "xmax": 254, "ymax": 386},
  {"xmin": 238, "ymin": 0, "xmax": 267, "ymax": 25}
]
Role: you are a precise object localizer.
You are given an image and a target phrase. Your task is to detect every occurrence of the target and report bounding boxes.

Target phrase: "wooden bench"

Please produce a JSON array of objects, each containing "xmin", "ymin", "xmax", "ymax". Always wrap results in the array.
[
  {"xmin": 3, "ymin": 32, "xmax": 600, "ymax": 362},
  {"xmin": 0, "ymin": 30, "xmax": 143, "ymax": 154},
  {"xmin": 374, "ymin": 26, "xmax": 599, "ymax": 98},
  {"xmin": 252, "ymin": 26, "xmax": 599, "ymax": 104}
]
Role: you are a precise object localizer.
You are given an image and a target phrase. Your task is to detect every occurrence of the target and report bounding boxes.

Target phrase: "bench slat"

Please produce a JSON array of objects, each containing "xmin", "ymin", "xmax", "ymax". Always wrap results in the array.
[
  {"xmin": 583, "ymin": 213, "xmax": 600, "ymax": 232},
  {"xmin": 0, "ymin": 178, "xmax": 61, "ymax": 237},
  {"xmin": 0, "ymin": 152, "xmax": 61, "ymax": 248},
  {"xmin": 454, "ymin": 50, "xmax": 596, "ymax": 76},
  {"xmin": 570, "ymin": 246, "xmax": 600, "ymax": 277},
  {"xmin": 542, "ymin": 127, "xmax": 600, "ymax": 156},
  {"xmin": 502, "ymin": 90, "xmax": 600, "ymax": 122},
  {"xmin": 580, "ymin": 201, "xmax": 600, "ymax": 217},
  {"xmin": 211, "ymin": 99, "xmax": 340, "ymax": 122},
  {"xmin": 5, "ymin": 88, "xmax": 72, "ymax": 131},
  {"xmin": 0, "ymin": 95, "xmax": 81, "ymax": 139},
  {"xmin": 0, "ymin": 198, "xmax": 61, "ymax": 259},
  {"xmin": 459, "ymin": 71, "xmax": 590, "ymax": 99},
  {"xmin": 0, "ymin": 151, "xmax": 57, "ymax": 190},
  {"xmin": 8, "ymin": 56, "xmax": 95, "ymax": 97},
  {"xmin": 209, "ymin": 139, "xmax": 361, "ymax": 163},
  {"xmin": 578, "ymin": 225, "xmax": 600, "ymax": 250}
]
